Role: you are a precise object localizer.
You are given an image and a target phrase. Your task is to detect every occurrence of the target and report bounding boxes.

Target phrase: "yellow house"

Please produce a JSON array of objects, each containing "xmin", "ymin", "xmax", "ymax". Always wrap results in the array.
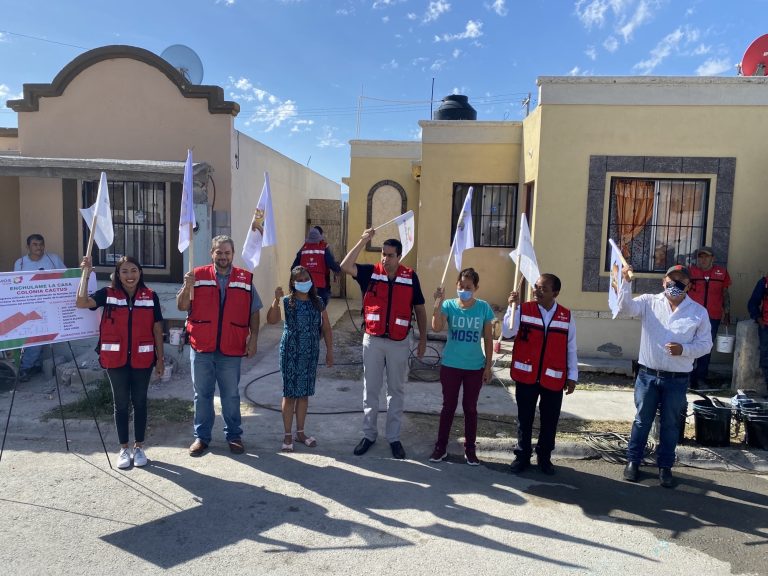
[
  {"xmin": 346, "ymin": 77, "xmax": 768, "ymax": 363},
  {"xmin": 0, "ymin": 45, "xmax": 341, "ymax": 318}
]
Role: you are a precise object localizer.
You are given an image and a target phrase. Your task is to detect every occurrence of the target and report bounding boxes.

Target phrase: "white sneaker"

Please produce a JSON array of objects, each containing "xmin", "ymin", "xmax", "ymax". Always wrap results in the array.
[
  {"xmin": 117, "ymin": 448, "xmax": 132, "ymax": 469},
  {"xmin": 133, "ymin": 446, "xmax": 148, "ymax": 467}
]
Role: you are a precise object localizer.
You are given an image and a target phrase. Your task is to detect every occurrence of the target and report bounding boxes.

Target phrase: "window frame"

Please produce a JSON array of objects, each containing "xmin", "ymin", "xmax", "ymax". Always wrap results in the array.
[
  {"xmin": 80, "ymin": 179, "xmax": 170, "ymax": 272},
  {"xmin": 605, "ymin": 176, "xmax": 710, "ymax": 274},
  {"xmin": 451, "ymin": 182, "xmax": 518, "ymax": 249}
]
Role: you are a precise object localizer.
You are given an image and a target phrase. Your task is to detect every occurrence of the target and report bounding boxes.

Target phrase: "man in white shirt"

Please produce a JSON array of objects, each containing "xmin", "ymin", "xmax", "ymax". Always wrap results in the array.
[
  {"xmin": 502, "ymin": 274, "xmax": 578, "ymax": 475},
  {"xmin": 14, "ymin": 234, "xmax": 66, "ymax": 272},
  {"xmin": 616, "ymin": 264, "xmax": 712, "ymax": 488},
  {"xmin": 13, "ymin": 234, "xmax": 66, "ymax": 381}
]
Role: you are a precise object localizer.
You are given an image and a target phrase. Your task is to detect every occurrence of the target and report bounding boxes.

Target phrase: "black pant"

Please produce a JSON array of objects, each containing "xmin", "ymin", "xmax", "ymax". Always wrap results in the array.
[
  {"xmin": 107, "ymin": 366, "xmax": 153, "ymax": 445},
  {"xmin": 514, "ymin": 382, "xmax": 564, "ymax": 463}
]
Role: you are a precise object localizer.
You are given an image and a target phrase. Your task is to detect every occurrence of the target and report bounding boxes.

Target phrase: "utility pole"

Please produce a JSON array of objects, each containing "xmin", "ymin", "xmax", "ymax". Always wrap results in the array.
[{"xmin": 522, "ymin": 92, "xmax": 531, "ymax": 117}]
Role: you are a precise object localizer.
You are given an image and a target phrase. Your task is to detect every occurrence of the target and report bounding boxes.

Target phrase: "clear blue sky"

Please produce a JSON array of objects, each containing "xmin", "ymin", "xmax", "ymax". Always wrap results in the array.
[{"xmin": 1, "ymin": 0, "xmax": 765, "ymax": 192}]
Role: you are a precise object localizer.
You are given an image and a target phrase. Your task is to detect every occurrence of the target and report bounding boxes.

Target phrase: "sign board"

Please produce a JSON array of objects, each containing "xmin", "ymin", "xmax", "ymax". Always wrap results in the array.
[{"xmin": 0, "ymin": 269, "xmax": 99, "ymax": 351}]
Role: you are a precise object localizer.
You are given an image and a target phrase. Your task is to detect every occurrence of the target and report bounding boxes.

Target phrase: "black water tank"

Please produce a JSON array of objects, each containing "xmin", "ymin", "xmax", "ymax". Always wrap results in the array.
[{"xmin": 433, "ymin": 94, "xmax": 477, "ymax": 120}]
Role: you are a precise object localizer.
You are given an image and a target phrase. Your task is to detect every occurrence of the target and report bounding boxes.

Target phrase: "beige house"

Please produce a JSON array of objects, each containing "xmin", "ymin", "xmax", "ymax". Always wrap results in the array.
[
  {"xmin": 0, "ymin": 45, "xmax": 341, "ymax": 319},
  {"xmin": 346, "ymin": 77, "xmax": 768, "ymax": 374}
]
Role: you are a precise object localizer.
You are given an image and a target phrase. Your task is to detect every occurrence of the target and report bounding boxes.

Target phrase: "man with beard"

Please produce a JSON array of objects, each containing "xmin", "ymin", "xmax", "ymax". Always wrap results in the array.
[{"xmin": 177, "ymin": 235, "xmax": 262, "ymax": 457}]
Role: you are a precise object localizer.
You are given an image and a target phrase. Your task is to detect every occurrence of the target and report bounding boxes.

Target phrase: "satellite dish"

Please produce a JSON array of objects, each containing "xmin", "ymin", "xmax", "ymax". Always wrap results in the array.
[
  {"xmin": 739, "ymin": 34, "xmax": 768, "ymax": 76},
  {"xmin": 160, "ymin": 44, "xmax": 204, "ymax": 84}
]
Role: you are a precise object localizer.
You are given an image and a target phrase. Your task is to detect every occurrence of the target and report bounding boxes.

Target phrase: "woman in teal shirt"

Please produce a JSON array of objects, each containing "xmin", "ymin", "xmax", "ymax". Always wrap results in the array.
[{"xmin": 430, "ymin": 267, "xmax": 494, "ymax": 465}]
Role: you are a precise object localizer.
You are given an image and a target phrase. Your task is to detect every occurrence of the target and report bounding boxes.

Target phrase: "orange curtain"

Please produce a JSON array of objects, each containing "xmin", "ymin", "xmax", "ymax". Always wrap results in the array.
[{"xmin": 615, "ymin": 180, "xmax": 655, "ymax": 257}]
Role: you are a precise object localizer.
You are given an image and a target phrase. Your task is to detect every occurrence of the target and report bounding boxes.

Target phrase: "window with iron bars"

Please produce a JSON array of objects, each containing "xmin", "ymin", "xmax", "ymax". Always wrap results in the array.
[
  {"xmin": 606, "ymin": 177, "xmax": 709, "ymax": 273},
  {"xmin": 81, "ymin": 180, "xmax": 167, "ymax": 269},
  {"xmin": 451, "ymin": 183, "xmax": 518, "ymax": 248}
]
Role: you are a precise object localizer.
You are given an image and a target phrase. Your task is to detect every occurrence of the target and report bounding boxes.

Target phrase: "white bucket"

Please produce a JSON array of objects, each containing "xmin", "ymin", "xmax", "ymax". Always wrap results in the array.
[
  {"xmin": 161, "ymin": 361, "xmax": 173, "ymax": 382},
  {"xmin": 169, "ymin": 327, "xmax": 183, "ymax": 346},
  {"xmin": 715, "ymin": 330, "xmax": 735, "ymax": 354}
]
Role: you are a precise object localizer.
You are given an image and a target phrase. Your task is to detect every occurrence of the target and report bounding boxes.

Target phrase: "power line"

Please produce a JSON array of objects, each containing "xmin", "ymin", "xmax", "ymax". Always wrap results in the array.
[{"xmin": 0, "ymin": 29, "xmax": 89, "ymax": 51}]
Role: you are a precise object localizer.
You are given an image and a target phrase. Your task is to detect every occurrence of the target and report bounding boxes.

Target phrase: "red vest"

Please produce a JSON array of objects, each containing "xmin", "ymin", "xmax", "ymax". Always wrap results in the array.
[
  {"xmin": 186, "ymin": 265, "xmax": 253, "ymax": 356},
  {"xmin": 510, "ymin": 302, "xmax": 571, "ymax": 391},
  {"xmin": 688, "ymin": 264, "xmax": 730, "ymax": 320},
  {"xmin": 299, "ymin": 242, "xmax": 327, "ymax": 289},
  {"xmin": 363, "ymin": 263, "xmax": 415, "ymax": 341},
  {"xmin": 99, "ymin": 286, "xmax": 157, "ymax": 369}
]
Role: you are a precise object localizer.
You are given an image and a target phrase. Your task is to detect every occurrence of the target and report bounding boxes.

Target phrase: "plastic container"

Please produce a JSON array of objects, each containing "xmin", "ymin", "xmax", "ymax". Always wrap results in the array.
[
  {"xmin": 744, "ymin": 415, "xmax": 768, "ymax": 449},
  {"xmin": 715, "ymin": 327, "xmax": 735, "ymax": 354},
  {"xmin": 161, "ymin": 358, "xmax": 174, "ymax": 382},
  {"xmin": 169, "ymin": 327, "xmax": 183, "ymax": 346},
  {"xmin": 740, "ymin": 400, "xmax": 768, "ymax": 449},
  {"xmin": 692, "ymin": 398, "xmax": 732, "ymax": 447}
]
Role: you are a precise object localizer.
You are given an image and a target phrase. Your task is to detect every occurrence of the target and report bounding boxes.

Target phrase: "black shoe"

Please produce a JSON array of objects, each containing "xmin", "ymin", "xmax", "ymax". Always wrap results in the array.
[
  {"xmin": 18, "ymin": 370, "xmax": 31, "ymax": 383},
  {"xmin": 623, "ymin": 461, "xmax": 639, "ymax": 482},
  {"xmin": 353, "ymin": 437, "xmax": 375, "ymax": 456},
  {"xmin": 539, "ymin": 460, "xmax": 556, "ymax": 475},
  {"xmin": 509, "ymin": 456, "xmax": 530, "ymax": 474},
  {"xmin": 389, "ymin": 441, "xmax": 406, "ymax": 460},
  {"xmin": 659, "ymin": 467, "xmax": 675, "ymax": 488}
]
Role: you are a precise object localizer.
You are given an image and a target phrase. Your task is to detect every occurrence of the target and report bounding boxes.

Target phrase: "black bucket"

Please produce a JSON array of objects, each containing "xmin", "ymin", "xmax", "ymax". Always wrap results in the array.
[
  {"xmin": 744, "ymin": 416, "xmax": 768, "ymax": 449},
  {"xmin": 741, "ymin": 402, "xmax": 768, "ymax": 449},
  {"xmin": 692, "ymin": 398, "xmax": 732, "ymax": 447}
]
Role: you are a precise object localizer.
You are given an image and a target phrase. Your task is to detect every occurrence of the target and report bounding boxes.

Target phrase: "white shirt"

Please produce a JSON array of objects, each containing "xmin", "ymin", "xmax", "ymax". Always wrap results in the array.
[
  {"xmin": 501, "ymin": 303, "xmax": 579, "ymax": 382},
  {"xmin": 14, "ymin": 252, "xmax": 66, "ymax": 271},
  {"xmin": 616, "ymin": 281, "xmax": 712, "ymax": 372}
]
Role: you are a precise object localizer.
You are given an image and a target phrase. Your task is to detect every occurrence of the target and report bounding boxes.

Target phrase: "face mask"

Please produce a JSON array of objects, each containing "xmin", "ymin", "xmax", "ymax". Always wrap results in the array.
[
  {"xmin": 294, "ymin": 280, "xmax": 313, "ymax": 293},
  {"xmin": 664, "ymin": 281, "xmax": 686, "ymax": 298},
  {"xmin": 457, "ymin": 289, "xmax": 474, "ymax": 302}
]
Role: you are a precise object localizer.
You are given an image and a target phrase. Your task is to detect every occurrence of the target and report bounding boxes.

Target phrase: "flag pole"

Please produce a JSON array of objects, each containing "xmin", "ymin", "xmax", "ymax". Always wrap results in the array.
[
  {"xmin": 507, "ymin": 256, "xmax": 523, "ymax": 330},
  {"xmin": 609, "ymin": 239, "xmax": 634, "ymax": 280},
  {"xmin": 494, "ymin": 271, "xmax": 524, "ymax": 353},
  {"xmin": 439, "ymin": 229, "xmax": 459, "ymax": 288},
  {"xmin": 188, "ymin": 222, "xmax": 195, "ymax": 300},
  {"xmin": 78, "ymin": 211, "xmax": 98, "ymax": 298},
  {"xmin": 374, "ymin": 214, "xmax": 403, "ymax": 231}
]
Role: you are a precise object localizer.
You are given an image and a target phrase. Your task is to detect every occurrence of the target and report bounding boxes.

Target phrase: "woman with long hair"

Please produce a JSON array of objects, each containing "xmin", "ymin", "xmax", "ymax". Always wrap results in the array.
[{"xmin": 76, "ymin": 256, "xmax": 164, "ymax": 469}]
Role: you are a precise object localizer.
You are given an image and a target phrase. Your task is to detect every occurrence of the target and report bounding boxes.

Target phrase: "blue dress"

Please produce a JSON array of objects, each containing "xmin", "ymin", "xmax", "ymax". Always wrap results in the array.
[{"xmin": 279, "ymin": 296, "xmax": 323, "ymax": 398}]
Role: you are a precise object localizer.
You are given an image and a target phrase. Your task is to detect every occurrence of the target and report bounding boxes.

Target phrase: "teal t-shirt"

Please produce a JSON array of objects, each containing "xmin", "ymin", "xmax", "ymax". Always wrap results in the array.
[{"xmin": 441, "ymin": 298, "xmax": 494, "ymax": 370}]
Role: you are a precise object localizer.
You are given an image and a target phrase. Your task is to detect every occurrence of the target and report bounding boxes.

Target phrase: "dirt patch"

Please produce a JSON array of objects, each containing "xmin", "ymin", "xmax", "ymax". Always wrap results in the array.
[{"xmin": 41, "ymin": 378, "xmax": 193, "ymax": 424}]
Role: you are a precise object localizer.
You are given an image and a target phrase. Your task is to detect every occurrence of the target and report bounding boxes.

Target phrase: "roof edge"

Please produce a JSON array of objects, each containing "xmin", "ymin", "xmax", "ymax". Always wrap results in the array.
[{"xmin": 6, "ymin": 45, "xmax": 239, "ymax": 116}]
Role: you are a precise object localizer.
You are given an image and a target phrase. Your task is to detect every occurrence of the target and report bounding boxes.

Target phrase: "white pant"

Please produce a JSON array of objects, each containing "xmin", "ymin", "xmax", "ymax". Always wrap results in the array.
[{"xmin": 361, "ymin": 333, "xmax": 411, "ymax": 443}]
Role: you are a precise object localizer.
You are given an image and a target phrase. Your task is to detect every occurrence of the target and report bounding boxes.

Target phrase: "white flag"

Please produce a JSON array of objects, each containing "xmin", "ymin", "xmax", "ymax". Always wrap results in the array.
[
  {"xmin": 178, "ymin": 149, "xmax": 196, "ymax": 253},
  {"xmin": 242, "ymin": 172, "xmax": 276, "ymax": 269},
  {"xmin": 394, "ymin": 210, "xmax": 415, "ymax": 259},
  {"xmin": 608, "ymin": 238, "xmax": 624, "ymax": 319},
  {"xmin": 79, "ymin": 172, "xmax": 114, "ymax": 250},
  {"xmin": 508, "ymin": 213, "xmax": 540, "ymax": 285},
  {"xmin": 451, "ymin": 187, "xmax": 475, "ymax": 271}
]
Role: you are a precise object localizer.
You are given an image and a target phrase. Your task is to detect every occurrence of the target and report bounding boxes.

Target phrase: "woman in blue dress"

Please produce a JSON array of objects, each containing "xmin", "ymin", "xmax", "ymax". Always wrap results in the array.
[{"xmin": 267, "ymin": 265, "xmax": 333, "ymax": 452}]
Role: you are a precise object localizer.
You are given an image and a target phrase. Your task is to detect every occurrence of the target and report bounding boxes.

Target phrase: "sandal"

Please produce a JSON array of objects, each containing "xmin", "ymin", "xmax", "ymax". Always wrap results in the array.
[
  {"xmin": 295, "ymin": 430, "xmax": 317, "ymax": 448},
  {"xmin": 281, "ymin": 433, "xmax": 294, "ymax": 453}
]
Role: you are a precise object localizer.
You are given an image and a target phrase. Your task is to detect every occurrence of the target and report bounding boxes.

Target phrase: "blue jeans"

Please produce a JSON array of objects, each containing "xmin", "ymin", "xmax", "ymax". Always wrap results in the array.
[
  {"xmin": 190, "ymin": 349, "xmax": 243, "ymax": 443},
  {"xmin": 691, "ymin": 319, "xmax": 720, "ymax": 388},
  {"xmin": 20, "ymin": 345, "xmax": 44, "ymax": 371},
  {"xmin": 758, "ymin": 325, "xmax": 768, "ymax": 384},
  {"xmin": 627, "ymin": 370, "xmax": 689, "ymax": 469}
]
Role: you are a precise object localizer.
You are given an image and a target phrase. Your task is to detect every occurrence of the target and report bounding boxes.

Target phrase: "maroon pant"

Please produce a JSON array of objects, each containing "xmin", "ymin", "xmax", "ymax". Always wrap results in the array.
[{"xmin": 434, "ymin": 365, "xmax": 484, "ymax": 450}]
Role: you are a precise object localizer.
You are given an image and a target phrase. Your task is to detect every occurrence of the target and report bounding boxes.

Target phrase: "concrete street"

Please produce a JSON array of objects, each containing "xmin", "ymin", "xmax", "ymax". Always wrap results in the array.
[{"xmin": 0, "ymin": 298, "xmax": 766, "ymax": 575}]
